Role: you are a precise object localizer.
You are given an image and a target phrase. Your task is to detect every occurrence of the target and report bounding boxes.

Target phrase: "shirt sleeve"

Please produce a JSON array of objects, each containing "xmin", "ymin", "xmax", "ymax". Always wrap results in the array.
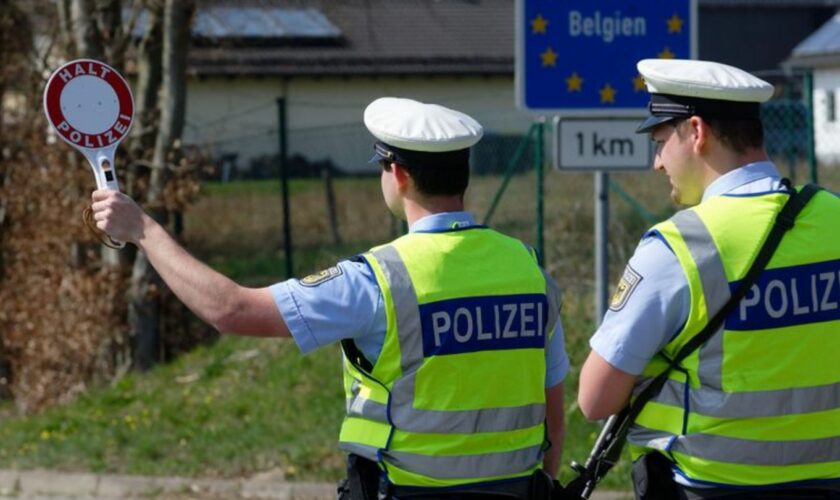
[
  {"xmin": 270, "ymin": 259, "xmax": 382, "ymax": 355},
  {"xmin": 589, "ymin": 235, "xmax": 690, "ymax": 375},
  {"xmin": 545, "ymin": 321, "xmax": 570, "ymax": 388}
]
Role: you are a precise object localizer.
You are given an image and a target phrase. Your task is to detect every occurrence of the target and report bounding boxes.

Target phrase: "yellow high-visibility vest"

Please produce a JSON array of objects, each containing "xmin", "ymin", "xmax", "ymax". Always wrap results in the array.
[
  {"xmin": 630, "ymin": 188, "xmax": 840, "ymax": 486},
  {"xmin": 338, "ymin": 227, "xmax": 560, "ymax": 487}
]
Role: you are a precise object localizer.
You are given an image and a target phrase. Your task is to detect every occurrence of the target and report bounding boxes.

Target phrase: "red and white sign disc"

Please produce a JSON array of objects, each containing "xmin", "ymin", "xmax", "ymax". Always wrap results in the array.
[{"xmin": 43, "ymin": 59, "xmax": 134, "ymax": 150}]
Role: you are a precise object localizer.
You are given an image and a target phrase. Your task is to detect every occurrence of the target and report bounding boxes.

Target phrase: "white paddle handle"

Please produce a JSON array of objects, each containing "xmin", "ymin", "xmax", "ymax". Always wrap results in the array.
[
  {"xmin": 93, "ymin": 152, "xmax": 121, "ymax": 191},
  {"xmin": 91, "ymin": 152, "xmax": 125, "ymax": 248}
]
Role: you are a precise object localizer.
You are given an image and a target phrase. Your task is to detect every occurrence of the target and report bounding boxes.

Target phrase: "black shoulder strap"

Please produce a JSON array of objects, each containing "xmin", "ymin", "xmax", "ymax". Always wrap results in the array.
[
  {"xmin": 342, "ymin": 254, "xmax": 375, "ymax": 373},
  {"xmin": 618, "ymin": 183, "xmax": 823, "ymax": 435},
  {"xmin": 341, "ymin": 339, "xmax": 374, "ymax": 374}
]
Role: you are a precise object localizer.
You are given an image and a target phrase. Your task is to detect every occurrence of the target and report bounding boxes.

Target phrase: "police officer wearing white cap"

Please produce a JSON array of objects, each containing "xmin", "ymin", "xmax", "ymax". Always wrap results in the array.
[
  {"xmin": 90, "ymin": 97, "xmax": 569, "ymax": 499},
  {"xmin": 577, "ymin": 59, "xmax": 840, "ymax": 499}
]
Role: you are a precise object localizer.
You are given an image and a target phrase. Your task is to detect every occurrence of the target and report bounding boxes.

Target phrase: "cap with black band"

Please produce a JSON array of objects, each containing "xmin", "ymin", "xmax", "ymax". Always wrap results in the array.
[
  {"xmin": 635, "ymin": 59, "xmax": 775, "ymax": 134},
  {"xmin": 371, "ymin": 140, "xmax": 470, "ymax": 170},
  {"xmin": 364, "ymin": 97, "xmax": 483, "ymax": 168}
]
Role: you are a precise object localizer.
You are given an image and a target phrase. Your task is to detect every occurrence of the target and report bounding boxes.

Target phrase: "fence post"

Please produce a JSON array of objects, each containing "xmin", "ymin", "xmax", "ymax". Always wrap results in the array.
[
  {"xmin": 322, "ymin": 163, "xmax": 342, "ymax": 246},
  {"xmin": 276, "ymin": 97, "xmax": 293, "ymax": 279},
  {"xmin": 535, "ymin": 119, "xmax": 545, "ymax": 261},
  {"xmin": 804, "ymin": 70, "xmax": 819, "ymax": 184},
  {"xmin": 784, "ymin": 82, "xmax": 797, "ymax": 184}
]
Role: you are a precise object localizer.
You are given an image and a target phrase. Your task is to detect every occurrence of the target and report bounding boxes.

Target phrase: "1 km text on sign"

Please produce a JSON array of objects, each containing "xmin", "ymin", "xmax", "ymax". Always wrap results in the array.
[{"xmin": 554, "ymin": 118, "xmax": 651, "ymax": 170}]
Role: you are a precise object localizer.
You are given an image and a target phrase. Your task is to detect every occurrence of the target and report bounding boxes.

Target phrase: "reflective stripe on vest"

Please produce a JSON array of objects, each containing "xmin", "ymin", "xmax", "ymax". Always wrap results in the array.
[
  {"xmin": 375, "ymin": 245, "xmax": 550, "ymax": 435},
  {"xmin": 672, "ymin": 210, "xmax": 728, "ymax": 390},
  {"xmin": 339, "ymin": 229, "xmax": 559, "ymax": 487},
  {"xmin": 386, "ymin": 444, "xmax": 545, "ymax": 479},
  {"xmin": 631, "ymin": 426, "xmax": 840, "ymax": 465},
  {"xmin": 629, "ymin": 190, "xmax": 840, "ymax": 486}
]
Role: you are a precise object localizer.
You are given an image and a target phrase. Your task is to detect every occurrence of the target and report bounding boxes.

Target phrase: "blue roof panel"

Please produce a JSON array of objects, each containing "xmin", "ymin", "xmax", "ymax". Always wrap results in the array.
[
  {"xmin": 792, "ymin": 13, "xmax": 840, "ymax": 57},
  {"xmin": 132, "ymin": 7, "xmax": 342, "ymax": 40},
  {"xmin": 196, "ymin": 7, "xmax": 341, "ymax": 39}
]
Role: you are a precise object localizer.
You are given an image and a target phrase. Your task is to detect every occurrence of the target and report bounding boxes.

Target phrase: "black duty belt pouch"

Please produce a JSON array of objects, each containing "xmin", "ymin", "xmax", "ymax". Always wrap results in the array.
[
  {"xmin": 632, "ymin": 452, "xmax": 679, "ymax": 500},
  {"xmin": 337, "ymin": 454, "xmax": 381, "ymax": 500},
  {"xmin": 528, "ymin": 468, "xmax": 555, "ymax": 499}
]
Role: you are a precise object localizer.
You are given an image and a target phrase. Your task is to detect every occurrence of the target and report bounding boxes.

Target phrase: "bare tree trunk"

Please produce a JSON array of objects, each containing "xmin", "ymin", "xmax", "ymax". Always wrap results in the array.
[
  {"xmin": 151, "ymin": 0, "xmax": 191, "ymax": 180},
  {"xmin": 98, "ymin": 0, "xmax": 129, "ymax": 71},
  {"xmin": 128, "ymin": 0, "xmax": 163, "ymax": 194},
  {"xmin": 70, "ymin": 0, "xmax": 103, "ymax": 59},
  {"xmin": 57, "ymin": 0, "xmax": 76, "ymax": 56},
  {"xmin": 129, "ymin": 0, "xmax": 194, "ymax": 371}
]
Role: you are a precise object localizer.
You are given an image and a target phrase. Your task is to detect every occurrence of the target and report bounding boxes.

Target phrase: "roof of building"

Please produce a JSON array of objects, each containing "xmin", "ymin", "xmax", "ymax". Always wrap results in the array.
[
  {"xmin": 701, "ymin": 0, "xmax": 840, "ymax": 6},
  {"xmin": 787, "ymin": 13, "xmax": 840, "ymax": 67},
  {"xmin": 177, "ymin": 0, "xmax": 840, "ymax": 77},
  {"xmin": 185, "ymin": 0, "xmax": 513, "ymax": 77}
]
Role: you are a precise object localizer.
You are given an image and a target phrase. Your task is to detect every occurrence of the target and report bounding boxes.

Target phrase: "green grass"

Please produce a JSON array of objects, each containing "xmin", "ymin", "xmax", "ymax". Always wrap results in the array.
[
  {"xmin": 0, "ymin": 336, "xmax": 346, "ymax": 480},
  {"xmin": 207, "ymin": 241, "xmax": 378, "ymax": 286},
  {"xmin": 0, "ymin": 261, "xmax": 632, "ymax": 490},
  {"xmin": 0, "ymin": 303, "xmax": 631, "ymax": 489},
  {"xmin": 200, "ymin": 177, "xmax": 380, "ymax": 197},
  {"xmin": 201, "ymin": 179, "xmax": 319, "ymax": 197},
  {"xmin": 2, "ymin": 169, "xmax": 749, "ymax": 489}
]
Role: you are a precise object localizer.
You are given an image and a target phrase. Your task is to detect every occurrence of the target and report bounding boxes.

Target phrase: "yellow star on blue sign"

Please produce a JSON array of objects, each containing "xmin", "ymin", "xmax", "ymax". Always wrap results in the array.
[
  {"xmin": 541, "ymin": 47, "xmax": 558, "ymax": 67},
  {"xmin": 600, "ymin": 83, "xmax": 617, "ymax": 103},
  {"xmin": 658, "ymin": 46, "xmax": 676, "ymax": 59},
  {"xmin": 667, "ymin": 14, "xmax": 684, "ymax": 34},
  {"xmin": 531, "ymin": 14, "xmax": 549, "ymax": 34},
  {"xmin": 633, "ymin": 74, "xmax": 646, "ymax": 92},
  {"xmin": 566, "ymin": 72, "xmax": 583, "ymax": 92}
]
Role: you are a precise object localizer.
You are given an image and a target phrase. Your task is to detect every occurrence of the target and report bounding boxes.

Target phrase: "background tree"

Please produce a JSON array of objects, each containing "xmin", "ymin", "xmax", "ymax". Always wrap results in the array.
[
  {"xmin": 0, "ymin": 0, "xmax": 206, "ymax": 412},
  {"xmin": 130, "ymin": 0, "xmax": 196, "ymax": 370}
]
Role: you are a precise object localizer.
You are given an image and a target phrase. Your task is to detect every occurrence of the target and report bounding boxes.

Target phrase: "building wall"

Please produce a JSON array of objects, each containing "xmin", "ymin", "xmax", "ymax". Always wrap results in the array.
[
  {"xmin": 183, "ymin": 76, "xmax": 533, "ymax": 174},
  {"xmin": 812, "ymin": 69, "xmax": 840, "ymax": 165}
]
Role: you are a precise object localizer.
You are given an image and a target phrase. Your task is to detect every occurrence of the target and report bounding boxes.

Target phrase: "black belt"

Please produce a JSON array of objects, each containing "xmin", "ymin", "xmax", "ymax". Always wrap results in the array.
[
  {"xmin": 341, "ymin": 453, "xmax": 543, "ymax": 500},
  {"xmin": 388, "ymin": 477, "xmax": 532, "ymax": 499},
  {"xmin": 677, "ymin": 483, "xmax": 840, "ymax": 500}
]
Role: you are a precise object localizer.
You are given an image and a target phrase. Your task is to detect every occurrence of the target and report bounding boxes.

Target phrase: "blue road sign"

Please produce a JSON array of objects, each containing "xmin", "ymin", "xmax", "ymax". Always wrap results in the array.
[{"xmin": 516, "ymin": 0, "xmax": 697, "ymax": 115}]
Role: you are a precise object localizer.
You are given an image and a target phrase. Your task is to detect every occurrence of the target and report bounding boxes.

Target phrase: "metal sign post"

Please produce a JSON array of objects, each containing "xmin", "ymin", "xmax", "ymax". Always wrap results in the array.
[
  {"xmin": 555, "ymin": 118, "xmax": 651, "ymax": 324},
  {"xmin": 516, "ymin": 0, "xmax": 697, "ymax": 323},
  {"xmin": 594, "ymin": 171, "xmax": 609, "ymax": 322}
]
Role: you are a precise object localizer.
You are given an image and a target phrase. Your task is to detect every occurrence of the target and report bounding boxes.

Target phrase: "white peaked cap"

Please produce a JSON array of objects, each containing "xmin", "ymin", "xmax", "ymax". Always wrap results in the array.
[
  {"xmin": 364, "ymin": 97, "xmax": 483, "ymax": 152},
  {"xmin": 638, "ymin": 59, "xmax": 774, "ymax": 103}
]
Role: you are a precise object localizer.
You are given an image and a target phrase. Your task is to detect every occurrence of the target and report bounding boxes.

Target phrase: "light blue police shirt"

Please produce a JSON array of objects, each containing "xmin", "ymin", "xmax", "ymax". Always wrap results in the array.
[
  {"xmin": 590, "ymin": 161, "xmax": 788, "ymax": 375},
  {"xmin": 271, "ymin": 211, "xmax": 570, "ymax": 388}
]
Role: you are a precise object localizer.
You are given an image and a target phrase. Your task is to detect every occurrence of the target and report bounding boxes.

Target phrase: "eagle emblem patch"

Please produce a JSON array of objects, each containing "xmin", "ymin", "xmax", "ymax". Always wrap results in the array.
[
  {"xmin": 609, "ymin": 265, "xmax": 643, "ymax": 311},
  {"xmin": 300, "ymin": 266, "xmax": 343, "ymax": 287}
]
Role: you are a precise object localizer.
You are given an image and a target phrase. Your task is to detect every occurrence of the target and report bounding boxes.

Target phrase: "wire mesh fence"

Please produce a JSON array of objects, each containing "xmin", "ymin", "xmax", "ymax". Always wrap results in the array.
[{"xmin": 184, "ymin": 69, "xmax": 839, "ymax": 321}]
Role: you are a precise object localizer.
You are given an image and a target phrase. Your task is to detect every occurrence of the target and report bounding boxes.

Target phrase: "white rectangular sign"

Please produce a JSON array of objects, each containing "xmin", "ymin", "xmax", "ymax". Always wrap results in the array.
[{"xmin": 554, "ymin": 118, "xmax": 652, "ymax": 170}]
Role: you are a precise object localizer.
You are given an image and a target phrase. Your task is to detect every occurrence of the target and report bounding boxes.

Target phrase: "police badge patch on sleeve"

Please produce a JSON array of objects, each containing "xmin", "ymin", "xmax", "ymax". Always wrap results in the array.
[
  {"xmin": 609, "ymin": 264, "xmax": 643, "ymax": 311},
  {"xmin": 299, "ymin": 266, "xmax": 343, "ymax": 287}
]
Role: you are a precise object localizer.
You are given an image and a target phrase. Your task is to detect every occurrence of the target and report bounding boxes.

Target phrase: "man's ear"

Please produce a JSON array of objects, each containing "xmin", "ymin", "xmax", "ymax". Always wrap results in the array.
[
  {"xmin": 392, "ymin": 163, "xmax": 412, "ymax": 192},
  {"xmin": 689, "ymin": 116, "xmax": 709, "ymax": 154}
]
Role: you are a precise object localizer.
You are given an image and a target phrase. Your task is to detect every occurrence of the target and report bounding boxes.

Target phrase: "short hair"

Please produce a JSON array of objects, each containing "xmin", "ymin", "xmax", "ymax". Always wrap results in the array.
[
  {"xmin": 702, "ymin": 118, "xmax": 765, "ymax": 154},
  {"xmin": 398, "ymin": 160, "xmax": 470, "ymax": 197},
  {"xmin": 379, "ymin": 144, "xmax": 471, "ymax": 197}
]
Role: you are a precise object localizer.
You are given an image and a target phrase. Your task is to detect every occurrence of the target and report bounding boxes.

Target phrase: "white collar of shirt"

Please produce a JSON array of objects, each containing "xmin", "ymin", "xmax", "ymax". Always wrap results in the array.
[
  {"xmin": 701, "ymin": 161, "xmax": 783, "ymax": 202},
  {"xmin": 409, "ymin": 211, "xmax": 478, "ymax": 233}
]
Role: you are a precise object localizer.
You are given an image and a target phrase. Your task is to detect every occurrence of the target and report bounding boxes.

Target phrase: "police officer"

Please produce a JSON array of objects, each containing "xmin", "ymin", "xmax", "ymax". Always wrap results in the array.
[
  {"xmin": 91, "ymin": 97, "xmax": 569, "ymax": 499},
  {"xmin": 577, "ymin": 59, "xmax": 840, "ymax": 499}
]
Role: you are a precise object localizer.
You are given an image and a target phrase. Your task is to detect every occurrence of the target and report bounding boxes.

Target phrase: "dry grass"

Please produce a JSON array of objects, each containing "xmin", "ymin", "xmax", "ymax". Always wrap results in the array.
[
  {"xmin": 183, "ymin": 169, "xmax": 676, "ymax": 301},
  {"xmin": 180, "ymin": 160, "xmax": 840, "ymax": 354},
  {"xmin": 184, "ymin": 161, "xmax": 840, "ymax": 302}
]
